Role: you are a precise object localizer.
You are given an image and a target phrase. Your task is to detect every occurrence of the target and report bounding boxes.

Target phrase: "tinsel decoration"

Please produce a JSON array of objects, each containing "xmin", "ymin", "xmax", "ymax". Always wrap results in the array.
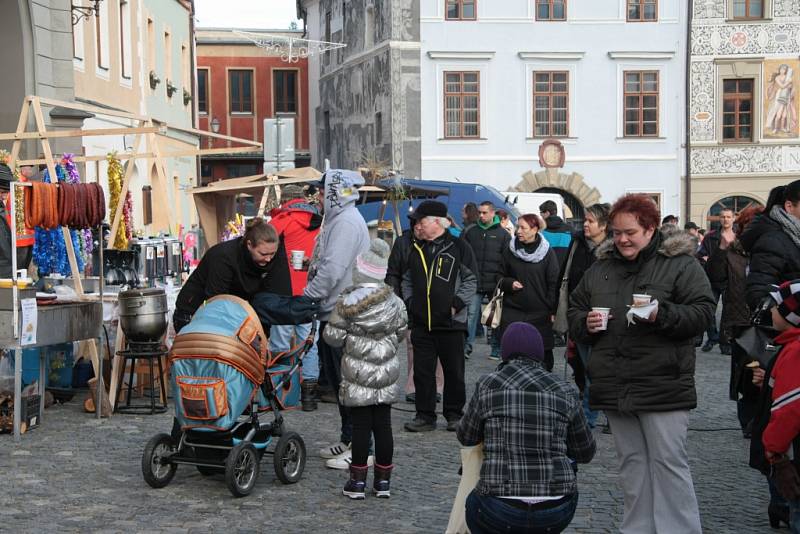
[
  {"xmin": 0, "ymin": 149, "xmax": 27, "ymax": 234},
  {"xmin": 221, "ymin": 213, "xmax": 245, "ymax": 242},
  {"xmin": 107, "ymin": 153, "xmax": 133, "ymax": 249},
  {"xmin": 61, "ymin": 153, "xmax": 94, "ymax": 266},
  {"xmin": 33, "ymin": 164, "xmax": 85, "ymax": 276}
]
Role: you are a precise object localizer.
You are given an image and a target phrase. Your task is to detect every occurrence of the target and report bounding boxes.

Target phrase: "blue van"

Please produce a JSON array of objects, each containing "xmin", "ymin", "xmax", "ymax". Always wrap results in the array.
[{"xmin": 357, "ymin": 178, "xmax": 517, "ymax": 232}]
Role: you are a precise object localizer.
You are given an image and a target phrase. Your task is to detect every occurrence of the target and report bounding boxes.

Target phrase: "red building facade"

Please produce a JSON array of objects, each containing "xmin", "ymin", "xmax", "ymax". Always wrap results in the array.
[{"xmin": 196, "ymin": 29, "xmax": 310, "ymax": 185}]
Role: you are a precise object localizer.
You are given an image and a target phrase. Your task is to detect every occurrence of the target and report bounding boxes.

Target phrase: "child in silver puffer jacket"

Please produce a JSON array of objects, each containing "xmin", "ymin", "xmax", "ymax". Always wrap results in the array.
[{"xmin": 324, "ymin": 238, "xmax": 407, "ymax": 500}]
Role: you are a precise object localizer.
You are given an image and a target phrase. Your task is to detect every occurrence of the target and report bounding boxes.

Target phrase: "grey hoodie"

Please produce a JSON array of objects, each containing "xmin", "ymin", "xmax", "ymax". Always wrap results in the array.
[{"xmin": 304, "ymin": 169, "xmax": 370, "ymax": 320}]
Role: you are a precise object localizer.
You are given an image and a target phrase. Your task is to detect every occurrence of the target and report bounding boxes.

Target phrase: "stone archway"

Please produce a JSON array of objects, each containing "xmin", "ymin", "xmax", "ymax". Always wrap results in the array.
[{"xmin": 511, "ymin": 168, "xmax": 602, "ymax": 209}]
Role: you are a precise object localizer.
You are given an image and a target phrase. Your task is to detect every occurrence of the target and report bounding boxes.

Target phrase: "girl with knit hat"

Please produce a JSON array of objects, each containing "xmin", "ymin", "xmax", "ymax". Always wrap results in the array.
[{"xmin": 323, "ymin": 238, "xmax": 408, "ymax": 499}]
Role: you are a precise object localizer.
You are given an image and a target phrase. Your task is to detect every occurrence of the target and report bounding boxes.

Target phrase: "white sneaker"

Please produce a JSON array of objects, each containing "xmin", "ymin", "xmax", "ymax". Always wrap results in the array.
[
  {"xmin": 319, "ymin": 441, "xmax": 351, "ymax": 459},
  {"xmin": 325, "ymin": 451, "xmax": 374, "ymax": 470}
]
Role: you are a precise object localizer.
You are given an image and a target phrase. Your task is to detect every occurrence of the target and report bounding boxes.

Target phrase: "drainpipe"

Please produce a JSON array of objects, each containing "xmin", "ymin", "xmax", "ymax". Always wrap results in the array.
[{"xmin": 684, "ymin": 0, "xmax": 693, "ymax": 223}]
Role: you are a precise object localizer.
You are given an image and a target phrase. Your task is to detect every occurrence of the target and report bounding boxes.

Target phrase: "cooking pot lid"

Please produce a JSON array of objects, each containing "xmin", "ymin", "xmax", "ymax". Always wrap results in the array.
[{"xmin": 119, "ymin": 287, "xmax": 166, "ymax": 298}]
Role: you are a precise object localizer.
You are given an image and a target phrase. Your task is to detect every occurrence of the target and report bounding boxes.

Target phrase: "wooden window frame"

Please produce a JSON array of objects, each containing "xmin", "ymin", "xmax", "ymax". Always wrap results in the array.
[
  {"xmin": 623, "ymin": 70, "xmax": 660, "ymax": 137},
  {"xmin": 445, "ymin": 0, "xmax": 477, "ymax": 21},
  {"xmin": 197, "ymin": 68, "xmax": 209, "ymax": 114},
  {"xmin": 626, "ymin": 0, "xmax": 658, "ymax": 22},
  {"xmin": 722, "ymin": 78, "xmax": 754, "ymax": 143},
  {"xmin": 731, "ymin": 0, "xmax": 765, "ymax": 20},
  {"xmin": 228, "ymin": 69, "xmax": 254, "ymax": 114},
  {"xmin": 273, "ymin": 70, "xmax": 298, "ymax": 114},
  {"xmin": 443, "ymin": 71, "xmax": 481, "ymax": 139},
  {"xmin": 533, "ymin": 71, "xmax": 569, "ymax": 138},
  {"xmin": 535, "ymin": 0, "xmax": 567, "ymax": 21}
]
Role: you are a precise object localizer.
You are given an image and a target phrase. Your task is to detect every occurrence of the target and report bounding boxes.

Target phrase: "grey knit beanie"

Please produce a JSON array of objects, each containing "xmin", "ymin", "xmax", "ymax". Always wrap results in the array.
[{"xmin": 352, "ymin": 238, "xmax": 390, "ymax": 284}]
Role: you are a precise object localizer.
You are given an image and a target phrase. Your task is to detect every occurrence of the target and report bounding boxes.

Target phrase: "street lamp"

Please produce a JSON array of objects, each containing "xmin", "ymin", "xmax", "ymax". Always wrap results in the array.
[{"xmin": 209, "ymin": 117, "xmax": 220, "ymax": 149}]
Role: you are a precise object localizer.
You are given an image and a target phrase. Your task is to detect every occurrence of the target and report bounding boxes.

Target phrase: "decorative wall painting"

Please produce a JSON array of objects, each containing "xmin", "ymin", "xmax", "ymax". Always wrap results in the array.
[{"xmin": 763, "ymin": 58, "xmax": 800, "ymax": 139}]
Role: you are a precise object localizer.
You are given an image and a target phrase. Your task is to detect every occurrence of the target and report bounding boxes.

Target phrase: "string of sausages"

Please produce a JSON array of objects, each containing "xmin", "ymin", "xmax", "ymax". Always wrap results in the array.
[{"xmin": 24, "ymin": 182, "xmax": 106, "ymax": 230}]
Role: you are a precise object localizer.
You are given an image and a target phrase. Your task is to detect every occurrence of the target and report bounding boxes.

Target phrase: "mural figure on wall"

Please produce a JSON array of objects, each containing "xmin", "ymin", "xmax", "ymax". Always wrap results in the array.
[{"xmin": 764, "ymin": 60, "xmax": 799, "ymax": 138}]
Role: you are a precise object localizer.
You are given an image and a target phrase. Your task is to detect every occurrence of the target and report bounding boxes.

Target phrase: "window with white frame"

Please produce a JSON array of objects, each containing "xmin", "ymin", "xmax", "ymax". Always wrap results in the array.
[{"xmin": 119, "ymin": 0, "xmax": 131, "ymax": 79}]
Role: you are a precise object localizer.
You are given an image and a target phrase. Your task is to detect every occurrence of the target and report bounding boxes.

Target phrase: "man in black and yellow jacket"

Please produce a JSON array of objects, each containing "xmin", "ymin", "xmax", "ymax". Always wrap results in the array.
[{"xmin": 401, "ymin": 200, "xmax": 478, "ymax": 432}]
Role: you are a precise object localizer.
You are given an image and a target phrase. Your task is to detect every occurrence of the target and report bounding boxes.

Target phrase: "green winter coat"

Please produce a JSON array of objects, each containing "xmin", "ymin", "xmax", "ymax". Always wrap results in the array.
[{"xmin": 567, "ymin": 227, "xmax": 715, "ymax": 413}]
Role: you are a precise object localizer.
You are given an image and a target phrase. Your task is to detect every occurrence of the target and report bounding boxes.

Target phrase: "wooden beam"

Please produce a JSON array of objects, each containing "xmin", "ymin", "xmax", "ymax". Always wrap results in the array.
[
  {"xmin": 8, "ymin": 99, "xmax": 31, "ymax": 167},
  {"xmin": 108, "ymin": 131, "xmax": 144, "ymax": 249},
  {"xmin": 16, "ymin": 144, "xmax": 259, "ymax": 166},
  {"xmin": 168, "ymin": 123, "xmax": 264, "ymax": 147},
  {"xmin": 36, "ymin": 96, "xmax": 149, "ymax": 122},
  {"xmin": 108, "ymin": 323, "xmax": 126, "ymax": 408},
  {"xmin": 0, "ymin": 125, "xmax": 164, "ymax": 141}
]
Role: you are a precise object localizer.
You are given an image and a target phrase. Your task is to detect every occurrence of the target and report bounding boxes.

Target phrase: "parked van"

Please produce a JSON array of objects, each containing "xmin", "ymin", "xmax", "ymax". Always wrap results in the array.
[
  {"xmin": 503, "ymin": 191, "xmax": 565, "ymax": 219},
  {"xmin": 357, "ymin": 178, "xmax": 517, "ymax": 232}
]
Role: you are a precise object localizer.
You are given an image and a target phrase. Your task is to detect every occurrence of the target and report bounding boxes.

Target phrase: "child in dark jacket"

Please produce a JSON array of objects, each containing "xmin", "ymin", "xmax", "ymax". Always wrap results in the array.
[{"xmin": 324, "ymin": 239, "xmax": 407, "ymax": 499}]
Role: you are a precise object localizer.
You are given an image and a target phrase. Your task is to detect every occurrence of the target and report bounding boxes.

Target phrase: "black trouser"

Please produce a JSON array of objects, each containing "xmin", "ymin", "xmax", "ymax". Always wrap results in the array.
[
  {"xmin": 411, "ymin": 328, "xmax": 466, "ymax": 423},
  {"xmin": 317, "ymin": 320, "xmax": 352, "ymax": 444},
  {"xmin": 351, "ymin": 404, "xmax": 392, "ymax": 466}
]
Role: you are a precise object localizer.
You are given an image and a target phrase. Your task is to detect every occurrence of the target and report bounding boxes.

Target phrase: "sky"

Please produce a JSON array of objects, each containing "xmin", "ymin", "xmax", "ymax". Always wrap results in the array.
[{"xmin": 194, "ymin": 0, "xmax": 301, "ymax": 30}]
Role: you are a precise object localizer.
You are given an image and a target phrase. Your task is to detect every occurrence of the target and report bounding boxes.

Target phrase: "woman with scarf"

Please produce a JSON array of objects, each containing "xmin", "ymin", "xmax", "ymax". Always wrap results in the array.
[{"xmin": 496, "ymin": 213, "xmax": 560, "ymax": 371}]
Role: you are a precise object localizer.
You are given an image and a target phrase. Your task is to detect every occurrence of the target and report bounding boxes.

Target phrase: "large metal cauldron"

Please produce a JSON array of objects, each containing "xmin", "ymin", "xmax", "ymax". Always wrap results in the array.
[{"xmin": 118, "ymin": 288, "xmax": 168, "ymax": 342}]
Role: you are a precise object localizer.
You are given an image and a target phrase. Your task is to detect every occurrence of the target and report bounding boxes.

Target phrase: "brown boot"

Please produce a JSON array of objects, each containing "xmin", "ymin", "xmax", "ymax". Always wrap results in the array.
[
  {"xmin": 301, "ymin": 380, "xmax": 318, "ymax": 412},
  {"xmin": 373, "ymin": 463, "xmax": 393, "ymax": 498}
]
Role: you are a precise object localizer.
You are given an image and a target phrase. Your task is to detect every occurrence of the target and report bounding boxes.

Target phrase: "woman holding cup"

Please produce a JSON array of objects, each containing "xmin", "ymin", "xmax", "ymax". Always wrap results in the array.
[{"xmin": 568, "ymin": 194, "xmax": 715, "ymax": 534}]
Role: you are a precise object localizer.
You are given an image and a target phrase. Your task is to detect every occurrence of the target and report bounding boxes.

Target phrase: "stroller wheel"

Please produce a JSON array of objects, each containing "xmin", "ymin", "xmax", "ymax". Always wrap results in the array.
[
  {"xmin": 274, "ymin": 431, "xmax": 306, "ymax": 484},
  {"xmin": 225, "ymin": 443, "xmax": 260, "ymax": 497},
  {"xmin": 142, "ymin": 433, "xmax": 178, "ymax": 489}
]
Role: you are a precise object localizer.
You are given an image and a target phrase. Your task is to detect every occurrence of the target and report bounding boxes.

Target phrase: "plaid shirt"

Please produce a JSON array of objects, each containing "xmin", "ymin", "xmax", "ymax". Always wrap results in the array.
[{"xmin": 457, "ymin": 359, "xmax": 596, "ymax": 497}]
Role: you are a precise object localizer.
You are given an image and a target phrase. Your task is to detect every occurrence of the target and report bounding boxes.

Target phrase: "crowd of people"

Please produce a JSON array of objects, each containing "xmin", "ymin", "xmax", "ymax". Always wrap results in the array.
[{"xmin": 173, "ymin": 171, "xmax": 800, "ymax": 533}]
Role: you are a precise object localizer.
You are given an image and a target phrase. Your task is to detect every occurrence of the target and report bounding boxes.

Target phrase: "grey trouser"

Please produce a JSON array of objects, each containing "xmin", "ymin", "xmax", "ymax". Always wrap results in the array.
[{"xmin": 606, "ymin": 410, "xmax": 702, "ymax": 534}]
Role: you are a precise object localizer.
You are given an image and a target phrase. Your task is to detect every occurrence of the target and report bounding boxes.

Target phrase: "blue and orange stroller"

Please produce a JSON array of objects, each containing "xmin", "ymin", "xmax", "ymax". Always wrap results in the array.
[{"xmin": 141, "ymin": 295, "xmax": 316, "ymax": 497}]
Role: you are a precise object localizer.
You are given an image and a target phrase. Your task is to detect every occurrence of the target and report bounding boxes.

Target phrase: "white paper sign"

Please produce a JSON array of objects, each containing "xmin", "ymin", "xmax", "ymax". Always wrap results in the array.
[{"xmin": 20, "ymin": 298, "xmax": 37, "ymax": 346}]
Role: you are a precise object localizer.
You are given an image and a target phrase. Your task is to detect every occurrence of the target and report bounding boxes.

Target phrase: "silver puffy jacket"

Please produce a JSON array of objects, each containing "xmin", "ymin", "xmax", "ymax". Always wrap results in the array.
[{"xmin": 323, "ymin": 283, "xmax": 408, "ymax": 407}]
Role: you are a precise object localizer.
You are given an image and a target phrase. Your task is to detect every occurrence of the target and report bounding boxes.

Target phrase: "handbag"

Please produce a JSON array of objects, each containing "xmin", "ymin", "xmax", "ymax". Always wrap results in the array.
[
  {"xmin": 734, "ymin": 326, "xmax": 777, "ymax": 368},
  {"xmin": 553, "ymin": 242, "xmax": 577, "ymax": 335},
  {"xmin": 480, "ymin": 281, "xmax": 503, "ymax": 329},
  {"xmin": 445, "ymin": 443, "xmax": 484, "ymax": 534}
]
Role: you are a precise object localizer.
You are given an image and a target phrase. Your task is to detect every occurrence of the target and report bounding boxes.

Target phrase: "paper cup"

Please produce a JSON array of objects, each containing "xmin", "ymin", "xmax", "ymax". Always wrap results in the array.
[
  {"xmin": 592, "ymin": 307, "xmax": 611, "ymax": 330},
  {"xmin": 632, "ymin": 294, "xmax": 652, "ymax": 307},
  {"xmin": 290, "ymin": 250, "xmax": 305, "ymax": 270}
]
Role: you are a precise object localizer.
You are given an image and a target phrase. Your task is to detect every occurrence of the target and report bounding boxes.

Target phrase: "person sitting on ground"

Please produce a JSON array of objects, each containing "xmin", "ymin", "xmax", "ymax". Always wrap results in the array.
[{"xmin": 457, "ymin": 321, "xmax": 596, "ymax": 534}]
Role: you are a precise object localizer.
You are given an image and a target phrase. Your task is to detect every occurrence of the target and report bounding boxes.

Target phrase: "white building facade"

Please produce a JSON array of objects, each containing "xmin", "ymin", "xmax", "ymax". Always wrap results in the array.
[{"xmin": 420, "ymin": 0, "xmax": 689, "ymax": 219}]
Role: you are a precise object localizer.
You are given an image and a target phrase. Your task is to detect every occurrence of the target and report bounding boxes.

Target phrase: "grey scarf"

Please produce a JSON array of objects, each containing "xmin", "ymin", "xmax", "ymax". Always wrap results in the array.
[
  {"xmin": 510, "ymin": 235, "xmax": 551, "ymax": 263},
  {"xmin": 771, "ymin": 205, "xmax": 800, "ymax": 250}
]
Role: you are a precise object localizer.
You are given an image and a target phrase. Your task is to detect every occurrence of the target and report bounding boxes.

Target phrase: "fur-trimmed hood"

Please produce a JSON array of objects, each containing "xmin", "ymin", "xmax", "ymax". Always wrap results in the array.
[{"xmin": 595, "ymin": 226, "xmax": 698, "ymax": 261}]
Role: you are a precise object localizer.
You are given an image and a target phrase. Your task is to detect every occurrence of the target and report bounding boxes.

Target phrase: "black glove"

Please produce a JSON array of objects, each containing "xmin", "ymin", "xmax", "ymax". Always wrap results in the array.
[{"xmin": 771, "ymin": 457, "xmax": 800, "ymax": 501}]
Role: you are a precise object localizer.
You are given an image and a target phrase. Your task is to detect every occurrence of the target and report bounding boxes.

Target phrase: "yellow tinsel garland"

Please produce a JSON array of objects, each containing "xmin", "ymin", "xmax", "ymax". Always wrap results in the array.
[
  {"xmin": 107, "ymin": 153, "xmax": 128, "ymax": 249},
  {"xmin": 0, "ymin": 149, "xmax": 27, "ymax": 235}
]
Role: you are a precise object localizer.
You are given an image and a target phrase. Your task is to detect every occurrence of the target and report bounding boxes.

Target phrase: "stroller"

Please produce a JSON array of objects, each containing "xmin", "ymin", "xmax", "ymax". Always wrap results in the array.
[{"xmin": 141, "ymin": 294, "xmax": 317, "ymax": 497}]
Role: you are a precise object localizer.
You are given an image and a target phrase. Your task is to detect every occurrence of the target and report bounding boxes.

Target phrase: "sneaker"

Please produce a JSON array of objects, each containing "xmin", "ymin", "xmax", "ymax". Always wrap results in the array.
[
  {"xmin": 701, "ymin": 341, "xmax": 715, "ymax": 352},
  {"xmin": 319, "ymin": 441, "xmax": 351, "ymax": 459},
  {"xmin": 488, "ymin": 354, "xmax": 500, "ymax": 361},
  {"xmin": 326, "ymin": 451, "xmax": 374, "ymax": 470},
  {"xmin": 405, "ymin": 392, "xmax": 416, "ymax": 403},
  {"xmin": 404, "ymin": 417, "xmax": 436, "ymax": 432},
  {"xmin": 446, "ymin": 419, "xmax": 460, "ymax": 432}
]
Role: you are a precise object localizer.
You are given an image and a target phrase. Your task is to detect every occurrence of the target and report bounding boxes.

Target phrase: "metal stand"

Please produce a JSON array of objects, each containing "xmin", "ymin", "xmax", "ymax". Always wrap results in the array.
[{"xmin": 114, "ymin": 342, "xmax": 168, "ymax": 415}]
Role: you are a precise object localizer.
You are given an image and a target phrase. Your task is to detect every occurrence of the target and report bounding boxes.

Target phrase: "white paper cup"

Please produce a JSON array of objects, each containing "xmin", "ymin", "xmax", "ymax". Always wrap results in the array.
[
  {"xmin": 592, "ymin": 307, "xmax": 611, "ymax": 330},
  {"xmin": 632, "ymin": 294, "xmax": 652, "ymax": 307},
  {"xmin": 291, "ymin": 250, "xmax": 305, "ymax": 270}
]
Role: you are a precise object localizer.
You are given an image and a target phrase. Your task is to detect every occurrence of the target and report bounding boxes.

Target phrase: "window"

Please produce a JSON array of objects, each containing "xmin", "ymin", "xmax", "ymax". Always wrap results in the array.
[
  {"xmin": 444, "ymin": 71, "xmax": 480, "ymax": 138},
  {"xmin": 533, "ymin": 71, "xmax": 569, "ymax": 137},
  {"xmin": 229, "ymin": 70, "xmax": 253, "ymax": 114},
  {"xmin": 732, "ymin": 0, "xmax": 764, "ymax": 19},
  {"xmin": 627, "ymin": 0, "xmax": 657, "ymax": 21},
  {"xmin": 95, "ymin": 2, "xmax": 108, "ymax": 69},
  {"xmin": 273, "ymin": 70, "xmax": 297, "ymax": 113},
  {"xmin": 197, "ymin": 69, "xmax": 208, "ymax": 114},
  {"xmin": 536, "ymin": 0, "xmax": 566, "ymax": 21},
  {"xmin": 324, "ymin": 12, "xmax": 331, "ymax": 66},
  {"xmin": 722, "ymin": 78, "xmax": 753, "ymax": 142},
  {"xmin": 324, "ymin": 111, "xmax": 331, "ymax": 155},
  {"xmin": 365, "ymin": 5, "xmax": 375, "ymax": 47},
  {"xmin": 147, "ymin": 18, "xmax": 155, "ymax": 74},
  {"xmin": 73, "ymin": 15, "xmax": 84, "ymax": 60},
  {"xmin": 623, "ymin": 71, "xmax": 659, "ymax": 137},
  {"xmin": 375, "ymin": 112, "xmax": 383, "ymax": 145},
  {"xmin": 119, "ymin": 0, "xmax": 131, "ymax": 79},
  {"xmin": 445, "ymin": 0, "xmax": 476, "ymax": 20},
  {"xmin": 164, "ymin": 31, "xmax": 172, "ymax": 96}
]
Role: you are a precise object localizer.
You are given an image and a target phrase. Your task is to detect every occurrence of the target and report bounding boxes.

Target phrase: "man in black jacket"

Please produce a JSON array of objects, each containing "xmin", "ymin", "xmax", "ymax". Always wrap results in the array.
[
  {"xmin": 696, "ymin": 208, "xmax": 735, "ymax": 353},
  {"xmin": 462, "ymin": 201, "xmax": 510, "ymax": 359},
  {"xmin": 402, "ymin": 200, "xmax": 478, "ymax": 432},
  {"xmin": 539, "ymin": 200, "xmax": 573, "ymax": 265}
]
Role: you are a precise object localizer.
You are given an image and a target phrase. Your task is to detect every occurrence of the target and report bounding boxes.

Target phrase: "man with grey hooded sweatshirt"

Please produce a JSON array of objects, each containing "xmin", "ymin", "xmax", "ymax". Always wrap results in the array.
[{"xmin": 304, "ymin": 169, "xmax": 370, "ymax": 469}]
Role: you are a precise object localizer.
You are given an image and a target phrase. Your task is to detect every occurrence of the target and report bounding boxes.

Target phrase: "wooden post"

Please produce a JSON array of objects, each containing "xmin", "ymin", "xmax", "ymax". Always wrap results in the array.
[
  {"xmin": 108, "ymin": 130, "xmax": 144, "ymax": 248},
  {"xmin": 108, "ymin": 322, "xmax": 126, "ymax": 408},
  {"xmin": 8, "ymin": 97, "xmax": 31, "ymax": 167}
]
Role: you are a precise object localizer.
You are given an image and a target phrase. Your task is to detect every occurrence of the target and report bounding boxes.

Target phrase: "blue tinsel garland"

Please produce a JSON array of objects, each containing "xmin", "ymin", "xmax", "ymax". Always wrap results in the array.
[{"xmin": 32, "ymin": 165, "xmax": 85, "ymax": 276}]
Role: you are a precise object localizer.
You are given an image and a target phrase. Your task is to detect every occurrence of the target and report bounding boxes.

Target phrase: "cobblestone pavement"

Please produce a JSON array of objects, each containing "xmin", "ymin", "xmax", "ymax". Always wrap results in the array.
[{"xmin": 0, "ymin": 338, "xmax": 777, "ymax": 533}]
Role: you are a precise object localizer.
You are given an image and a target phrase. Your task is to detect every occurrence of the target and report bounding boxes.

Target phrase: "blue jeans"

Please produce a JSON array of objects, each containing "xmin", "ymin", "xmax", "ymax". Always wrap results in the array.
[
  {"xmin": 269, "ymin": 322, "xmax": 319, "ymax": 381},
  {"xmin": 576, "ymin": 342, "xmax": 598, "ymax": 428},
  {"xmin": 466, "ymin": 293, "xmax": 483, "ymax": 354},
  {"xmin": 466, "ymin": 491, "xmax": 578, "ymax": 534}
]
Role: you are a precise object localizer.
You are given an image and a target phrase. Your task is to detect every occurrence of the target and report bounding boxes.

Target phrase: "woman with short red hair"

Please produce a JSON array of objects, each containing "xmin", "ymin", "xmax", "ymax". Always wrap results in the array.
[{"xmin": 568, "ymin": 193, "xmax": 715, "ymax": 533}]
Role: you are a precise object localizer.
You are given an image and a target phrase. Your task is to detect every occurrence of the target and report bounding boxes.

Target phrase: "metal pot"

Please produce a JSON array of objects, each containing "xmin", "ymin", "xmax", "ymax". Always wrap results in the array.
[{"xmin": 118, "ymin": 288, "xmax": 168, "ymax": 342}]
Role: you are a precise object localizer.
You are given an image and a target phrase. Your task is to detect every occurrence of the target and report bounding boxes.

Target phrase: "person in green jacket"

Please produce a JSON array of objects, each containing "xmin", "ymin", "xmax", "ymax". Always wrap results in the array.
[{"xmin": 568, "ymin": 193, "xmax": 715, "ymax": 534}]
